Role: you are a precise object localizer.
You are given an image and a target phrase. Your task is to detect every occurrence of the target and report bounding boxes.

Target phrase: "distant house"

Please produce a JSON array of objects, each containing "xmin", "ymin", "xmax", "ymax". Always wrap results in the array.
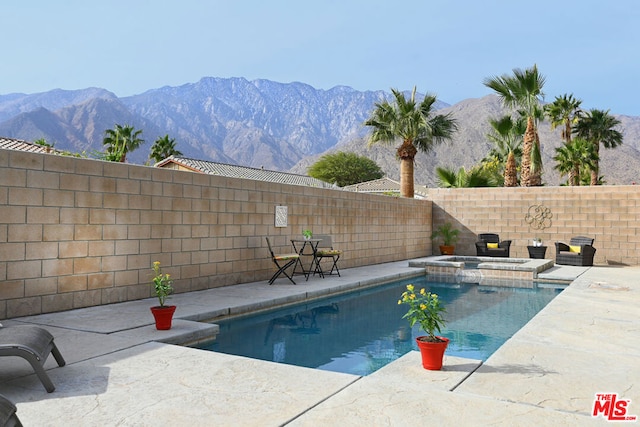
[
  {"xmin": 342, "ymin": 177, "xmax": 428, "ymax": 199},
  {"xmin": 155, "ymin": 156, "xmax": 336, "ymax": 189},
  {"xmin": 0, "ymin": 137, "xmax": 58, "ymax": 154}
]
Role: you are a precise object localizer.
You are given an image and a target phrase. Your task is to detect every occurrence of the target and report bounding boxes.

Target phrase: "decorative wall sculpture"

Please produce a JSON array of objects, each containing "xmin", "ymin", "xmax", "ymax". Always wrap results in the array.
[{"xmin": 524, "ymin": 204, "xmax": 553, "ymax": 230}]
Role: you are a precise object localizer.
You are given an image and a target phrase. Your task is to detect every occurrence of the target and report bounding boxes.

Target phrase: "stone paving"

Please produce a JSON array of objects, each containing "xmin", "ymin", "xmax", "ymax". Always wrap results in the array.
[{"xmin": 0, "ymin": 260, "xmax": 638, "ymax": 426}]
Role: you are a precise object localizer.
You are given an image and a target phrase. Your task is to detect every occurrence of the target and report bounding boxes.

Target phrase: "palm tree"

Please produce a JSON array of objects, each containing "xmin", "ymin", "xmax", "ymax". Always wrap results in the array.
[
  {"xmin": 483, "ymin": 115, "xmax": 525, "ymax": 187},
  {"xmin": 483, "ymin": 65, "xmax": 546, "ymax": 187},
  {"xmin": 435, "ymin": 166, "xmax": 495, "ymax": 188},
  {"xmin": 573, "ymin": 109, "xmax": 623, "ymax": 185},
  {"xmin": 364, "ymin": 87, "xmax": 458, "ymax": 197},
  {"xmin": 579, "ymin": 168, "xmax": 605, "ymax": 186},
  {"xmin": 553, "ymin": 137, "xmax": 598, "ymax": 186},
  {"xmin": 545, "ymin": 94, "xmax": 582, "ymax": 145},
  {"xmin": 150, "ymin": 134, "xmax": 182, "ymax": 163},
  {"xmin": 102, "ymin": 124, "xmax": 144, "ymax": 162}
]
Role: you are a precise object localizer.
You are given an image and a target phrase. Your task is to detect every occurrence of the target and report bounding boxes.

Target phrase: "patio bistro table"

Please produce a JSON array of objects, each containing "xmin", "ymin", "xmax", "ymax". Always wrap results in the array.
[{"xmin": 290, "ymin": 238, "xmax": 324, "ymax": 280}]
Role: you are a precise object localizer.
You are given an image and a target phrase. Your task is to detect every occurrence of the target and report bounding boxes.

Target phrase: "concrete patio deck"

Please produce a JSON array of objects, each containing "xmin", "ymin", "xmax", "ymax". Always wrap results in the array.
[{"xmin": 1, "ymin": 260, "xmax": 638, "ymax": 426}]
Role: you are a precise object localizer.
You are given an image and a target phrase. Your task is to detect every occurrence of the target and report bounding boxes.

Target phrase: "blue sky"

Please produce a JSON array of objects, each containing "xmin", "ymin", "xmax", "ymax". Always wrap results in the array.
[{"xmin": 3, "ymin": 1, "xmax": 640, "ymax": 115}]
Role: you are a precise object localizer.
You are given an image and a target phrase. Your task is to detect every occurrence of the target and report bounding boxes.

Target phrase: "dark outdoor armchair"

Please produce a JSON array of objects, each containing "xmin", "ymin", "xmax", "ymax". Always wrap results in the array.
[
  {"xmin": 555, "ymin": 236, "xmax": 596, "ymax": 266},
  {"xmin": 475, "ymin": 233, "xmax": 512, "ymax": 258}
]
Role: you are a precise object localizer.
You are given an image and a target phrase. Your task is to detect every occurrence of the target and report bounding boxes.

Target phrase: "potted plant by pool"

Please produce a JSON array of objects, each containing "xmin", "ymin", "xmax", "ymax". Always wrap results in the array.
[
  {"xmin": 150, "ymin": 261, "xmax": 176, "ymax": 330},
  {"xmin": 398, "ymin": 284, "xmax": 449, "ymax": 370},
  {"xmin": 431, "ymin": 222, "xmax": 460, "ymax": 255}
]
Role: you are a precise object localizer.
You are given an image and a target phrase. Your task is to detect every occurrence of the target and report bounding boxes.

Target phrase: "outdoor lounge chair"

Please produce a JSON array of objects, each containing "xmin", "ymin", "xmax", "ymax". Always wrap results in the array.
[
  {"xmin": 0, "ymin": 394, "xmax": 22, "ymax": 427},
  {"xmin": 555, "ymin": 236, "xmax": 596, "ymax": 266},
  {"xmin": 266, "ymin": 237, "xmax": 300, "ymax": 285},
  {"xmin": 314, "ymin": 235, "xmax": 342, "ymax": 276},
  {"xmin": 475, "ymin": 233, "xmax": 512, "ymax": 257},
  {"xmin": 0, "ymin": 325, "xmax": 66, "ymax": 393}
]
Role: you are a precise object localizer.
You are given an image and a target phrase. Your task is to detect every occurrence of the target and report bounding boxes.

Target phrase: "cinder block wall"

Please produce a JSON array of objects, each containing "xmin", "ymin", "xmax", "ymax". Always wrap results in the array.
[
  {"xmin": 429, "ymin": 186, "xmax": 640, "ymax": 265},
  {"xmin": 0, "ymin": 150, "xmax": 432, "ymax": 319}
]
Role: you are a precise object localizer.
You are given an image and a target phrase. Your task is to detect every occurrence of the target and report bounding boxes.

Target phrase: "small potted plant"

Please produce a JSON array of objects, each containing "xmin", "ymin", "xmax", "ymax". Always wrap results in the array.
[
  {"xmin": 302, "ymin": 229, "xmax": 313, "ymax": 240},
  {"xmin": 430, "ymin": 222, "xmax": 460, "ymax": 255},
  {"xmin": 532, "ymin": 237, "xmax": 542, "ymax": 247},
  {"xmin": 398, "ymin": 284, "xmax": 449, "ymax": 370},
  {"xmin": 150, "ymin": 261, "xmax": 176, "ymax": 330}
]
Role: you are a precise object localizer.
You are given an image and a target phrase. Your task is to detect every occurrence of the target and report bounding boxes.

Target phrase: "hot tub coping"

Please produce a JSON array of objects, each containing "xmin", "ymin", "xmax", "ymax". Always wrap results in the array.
[{"xmin": 409, "ymin": 255, "xmax": 555, "ymax": 278}]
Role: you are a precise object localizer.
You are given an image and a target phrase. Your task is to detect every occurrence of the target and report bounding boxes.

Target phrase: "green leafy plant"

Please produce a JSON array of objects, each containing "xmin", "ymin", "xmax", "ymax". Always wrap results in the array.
[
  {"xmin": 430, "ymin": 222, "xmax": 460, "ymax": 246},
  {"xmin": 398, "ymin": 284, "xmax": 447, "ymax": 342},
  {"xmin": 307, "ymin": 151, "xmax": 384, "ymax": 186},
  {"xmin": 151, "ymin": 261, "xmax": 173, "ymax": 307},
  {"xmin": 302, "ymin": 229, "xmax": 313, "ymax": 239}
]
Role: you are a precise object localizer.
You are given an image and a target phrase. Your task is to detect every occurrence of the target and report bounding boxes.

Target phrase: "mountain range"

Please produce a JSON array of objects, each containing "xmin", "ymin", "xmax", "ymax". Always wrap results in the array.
[{"xmin": 1, "ymin": 77, "xmax": 639, "ymax": 186}]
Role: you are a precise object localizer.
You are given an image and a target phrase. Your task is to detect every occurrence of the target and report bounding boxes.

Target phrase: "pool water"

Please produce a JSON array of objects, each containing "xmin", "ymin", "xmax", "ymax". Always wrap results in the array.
[{"xmin": 196, "ymin": 277, "xmax": 563, "ymax": 376}]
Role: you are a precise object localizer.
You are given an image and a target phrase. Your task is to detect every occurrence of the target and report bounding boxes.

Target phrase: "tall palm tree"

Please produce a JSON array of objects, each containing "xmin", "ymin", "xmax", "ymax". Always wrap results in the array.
[
  {"xmin": 484, "ymin": 115, "xmax": 525, "ymax": 187},
  {"xmin": 483, "ymin": 65, "xmax": 546, "ymax": 186},
  {"xmin": 364, "ymin": 87, "xmax": 458, "ymax": 197},
  {"xmin": 545, "ymin": 94, "xmax": 582, "ymax": 145},
  {"xmin": 573, "ymin": 109, "xmax": 623, "ymax": 185},
  {"xmin": 553, "ymin": 137, "xmax": 598, "ymax": 186},
  {"xmin": 150, "ymin": 134, "xmax": 182, "ymax": 163},
  {"xmin": 102, "ymin": 124, "xmax": 144, "ymax": 162}
]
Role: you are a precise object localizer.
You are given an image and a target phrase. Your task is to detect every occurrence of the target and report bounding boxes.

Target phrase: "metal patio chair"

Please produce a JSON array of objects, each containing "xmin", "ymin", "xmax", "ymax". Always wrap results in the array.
[
  {"xmin": 266, "ymin": 237, "xmax": 300, "ymax": 285},
  {"xmin": 314, "ymin": 235, "xmax": 342, "ymax": 276}
]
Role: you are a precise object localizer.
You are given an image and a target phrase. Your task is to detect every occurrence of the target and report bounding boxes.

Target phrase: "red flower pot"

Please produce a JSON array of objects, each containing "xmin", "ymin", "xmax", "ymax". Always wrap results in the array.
[
  {"xmin": 439, "ymin": 245, "xmax": 455, "ymax": 255},
  {"xmin": 416, "ymin": 336, "xmax": 449, "ymax": 370},
  {"xmin": 150, "ymin": 305, "xmax": 177, "ymax": 330}
]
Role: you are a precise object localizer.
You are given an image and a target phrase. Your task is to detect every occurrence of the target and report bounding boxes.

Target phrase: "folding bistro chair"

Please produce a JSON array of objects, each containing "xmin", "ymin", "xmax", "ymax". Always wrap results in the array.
[
  {"xmin": 266, "ymin": 237, "xmax": 300, "ymax": 285},
  {"xmin": 314, "ymin": 235, "xmax": 342, "ymax": 276}
]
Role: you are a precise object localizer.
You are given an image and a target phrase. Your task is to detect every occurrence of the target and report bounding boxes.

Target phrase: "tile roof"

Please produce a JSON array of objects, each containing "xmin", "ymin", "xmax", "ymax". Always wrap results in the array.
[
  {"xmin": 155, "ymin": 156, "xmax": 336, "ymax": 189},
  {"xmin": 342, "ymin": 177, "xmax": 428, "ymax": 198},
  {"xmin": 0, "ymin": 137, "xmax": 56, "ymax": 154}
]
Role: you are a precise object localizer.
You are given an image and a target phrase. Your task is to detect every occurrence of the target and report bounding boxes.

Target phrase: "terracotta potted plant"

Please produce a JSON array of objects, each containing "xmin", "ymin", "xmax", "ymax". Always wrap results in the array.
[
  {"xmin": 398, "ymin": 284, "xmax": 449, "ymax": 370},
  {"xmin": 150, "ymin": 261, "xmax": 176, "ymax": 330},
  {"xmin": 431, "ymin": 222, "xmax": 460, "ymax": 255}
]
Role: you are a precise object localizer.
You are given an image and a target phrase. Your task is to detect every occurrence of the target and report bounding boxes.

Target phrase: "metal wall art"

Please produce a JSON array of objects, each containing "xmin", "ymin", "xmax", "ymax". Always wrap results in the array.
[{"xmin": 524, "ymin": 204, "xmax": 553, "ymax": 230}]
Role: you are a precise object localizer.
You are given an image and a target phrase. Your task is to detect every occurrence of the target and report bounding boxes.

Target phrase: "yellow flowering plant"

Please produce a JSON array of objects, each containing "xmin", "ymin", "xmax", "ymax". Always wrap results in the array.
[
  {"xmin": 151, "ymin": 261, "xmax": 173, "ymax": 307},
  {"xmin": 398, "ymin": 284, "xmax": 447, "ymax": 342}
]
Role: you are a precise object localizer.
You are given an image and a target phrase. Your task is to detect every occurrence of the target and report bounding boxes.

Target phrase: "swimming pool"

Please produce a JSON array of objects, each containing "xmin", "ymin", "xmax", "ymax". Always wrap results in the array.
[{"xmin": 196, "ymin": 276, "xmax": 563, "ymax": 375}]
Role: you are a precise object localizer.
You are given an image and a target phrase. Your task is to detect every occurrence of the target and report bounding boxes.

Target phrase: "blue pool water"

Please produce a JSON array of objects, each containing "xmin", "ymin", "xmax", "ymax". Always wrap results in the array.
[{"xmin": 196, "ymin": 277, "xmax": 563, "ymax": 375}]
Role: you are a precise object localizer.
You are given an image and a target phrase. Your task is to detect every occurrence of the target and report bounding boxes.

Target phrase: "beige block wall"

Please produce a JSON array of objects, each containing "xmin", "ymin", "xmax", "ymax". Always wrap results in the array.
[
  {"xmin": 0, "ymin": 150, "xmax": 432, "ymax": 319},
  {"xmin": 429, "ymin": 186, "xmax": 640, "ymax": 265}
]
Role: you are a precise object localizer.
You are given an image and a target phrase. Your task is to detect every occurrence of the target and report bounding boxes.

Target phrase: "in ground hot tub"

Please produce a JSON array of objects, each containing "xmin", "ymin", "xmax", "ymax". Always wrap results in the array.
[{"xmin": 409, "ymin": 255, "xmax": 555, "ymax": 287}]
